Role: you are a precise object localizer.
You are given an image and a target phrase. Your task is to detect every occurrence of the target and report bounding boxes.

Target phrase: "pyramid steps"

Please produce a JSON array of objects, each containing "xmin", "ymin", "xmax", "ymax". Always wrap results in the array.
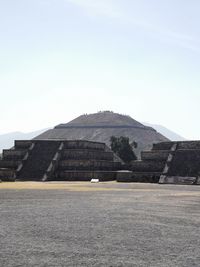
[{"xmin": 17, "ymin": 141, "xmax": 60, "ymax": 181}]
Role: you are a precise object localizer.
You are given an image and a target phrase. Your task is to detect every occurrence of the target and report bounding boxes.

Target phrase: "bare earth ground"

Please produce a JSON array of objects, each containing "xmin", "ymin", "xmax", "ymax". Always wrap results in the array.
[{"xmin": 0, "ymin": 182, "xmax": 200, "ymax": 267}]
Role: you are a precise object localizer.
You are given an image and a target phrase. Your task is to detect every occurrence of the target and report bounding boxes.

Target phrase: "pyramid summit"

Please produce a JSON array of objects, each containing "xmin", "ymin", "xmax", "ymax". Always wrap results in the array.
[
  {"xmin": 56, "ymin": 111, "xmax": 145, "ymax": 128},
  {"xmin": 36, "ymin": 111, "xmax": 169, "ymax": 155}
]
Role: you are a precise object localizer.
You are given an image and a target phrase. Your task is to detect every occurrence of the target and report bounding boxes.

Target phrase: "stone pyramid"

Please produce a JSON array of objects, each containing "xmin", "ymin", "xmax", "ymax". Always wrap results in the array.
[{"xmin": 36, "ymin": 111, "xmax": 169, "ymax": 156}]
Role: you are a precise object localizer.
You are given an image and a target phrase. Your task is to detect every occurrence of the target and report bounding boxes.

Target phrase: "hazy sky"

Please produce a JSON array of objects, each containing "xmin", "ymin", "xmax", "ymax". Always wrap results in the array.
[{"xmin": 0, "ymin": 0, "xmax": 200, "ymax": 139}]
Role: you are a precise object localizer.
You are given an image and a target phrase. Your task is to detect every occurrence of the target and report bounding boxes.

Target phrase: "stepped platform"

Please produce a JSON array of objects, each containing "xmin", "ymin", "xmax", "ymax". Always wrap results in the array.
[
  {"xmin": 2, "ymin": 139, "xmax": 200, "ymax": 184},
  {"xmin": 119, "ymin": 140, "xmax": 200, "ymax": 185},
  {"xmin": 0, "ymin": 140, "xmax": 121, "ymax": 182},
  {"xmin": 119, "ymin": 145, "xmax": 173, "ymax": 183}
]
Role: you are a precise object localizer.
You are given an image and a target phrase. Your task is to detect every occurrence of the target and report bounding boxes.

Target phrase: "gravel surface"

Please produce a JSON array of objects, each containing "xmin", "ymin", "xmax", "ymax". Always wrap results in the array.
[{"xmin": 0, "ymin": 182, "xmax": 200, "ymax": 267}]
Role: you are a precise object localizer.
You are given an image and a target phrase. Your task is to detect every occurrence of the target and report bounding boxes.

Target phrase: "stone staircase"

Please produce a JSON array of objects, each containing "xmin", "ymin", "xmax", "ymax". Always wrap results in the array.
[{"xmin": 17, "ymin": 141, "xmax": 61, "ymax": 181}]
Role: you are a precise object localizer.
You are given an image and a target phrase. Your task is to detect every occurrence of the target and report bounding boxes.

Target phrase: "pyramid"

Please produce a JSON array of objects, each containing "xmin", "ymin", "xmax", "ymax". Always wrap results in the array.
[{"xmin": 35, "ymin": 111, "xmax": 169, "ymax": 156}]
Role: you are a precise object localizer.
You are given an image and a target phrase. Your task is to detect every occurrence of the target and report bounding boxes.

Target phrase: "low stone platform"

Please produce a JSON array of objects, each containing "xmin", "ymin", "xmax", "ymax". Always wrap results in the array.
[{"xmin": 56, "ymin": 171, "xmax": 117, "ymax": 181}]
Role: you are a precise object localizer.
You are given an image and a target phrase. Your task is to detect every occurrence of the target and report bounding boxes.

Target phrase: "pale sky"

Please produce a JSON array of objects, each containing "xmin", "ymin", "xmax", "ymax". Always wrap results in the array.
[{"xmin": 0, "ymin": 0, "xmax": 200, "ymax": 139}]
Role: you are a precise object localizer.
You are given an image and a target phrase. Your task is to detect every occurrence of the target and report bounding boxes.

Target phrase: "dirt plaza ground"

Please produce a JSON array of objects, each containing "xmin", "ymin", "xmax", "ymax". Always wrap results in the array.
[{"xmin": 0, "ymin": 182, "xmax": 200, "ymax": 267}]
